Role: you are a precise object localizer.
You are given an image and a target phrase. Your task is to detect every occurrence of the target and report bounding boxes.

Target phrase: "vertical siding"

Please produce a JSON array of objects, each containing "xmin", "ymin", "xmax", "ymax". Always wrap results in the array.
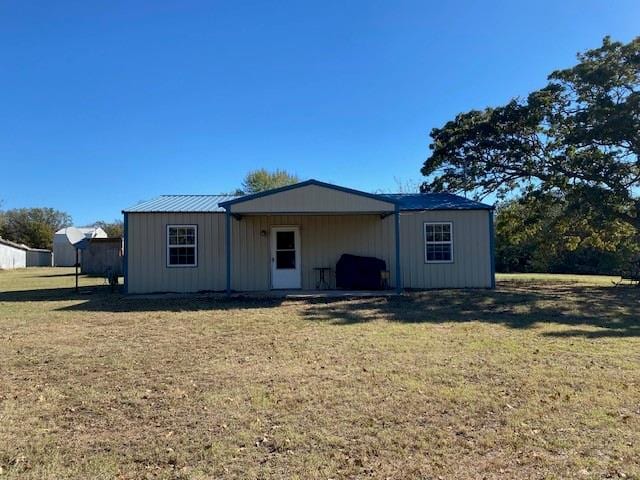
[
  {"xmin": 0, "ymin": 244, "xmax": 27, "ymax": 269},
  {"xmin": 126, "ymin": 210, "xmax": 491, "ymax": 293},
  {"xmin": 231, "ymin": 214, "xmax": 396, "ymax": 291},
  {"xmin": 80, "ymin": 240, "xmax": 122, "ymax": 275},
  {"xmin": 26, "ymin": 250, "xmax": 53, "ymax": 267},
  {"xmin": 128, "ymin": 213, "xmax": 396, "ymax": 292},
  {"xmin": 127, "ymin": 212, "xmax": 227, "ymax": 294},
  {"xmin": 53, "ymin": 239, "xmax": 79, "ymax": 267},
  {"xmin": 231, "ymin": 184, "xmax": 395, "ymax": 213},
  {"xmin": 399, "ymin": 210, "xmax": 492, "ymax": 289}
]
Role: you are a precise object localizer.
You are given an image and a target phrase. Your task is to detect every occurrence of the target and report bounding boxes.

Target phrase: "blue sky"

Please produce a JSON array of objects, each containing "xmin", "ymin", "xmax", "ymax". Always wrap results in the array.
[{"xmin": 1, "ymin": 1, "xmax": 638, "ymax": 225}]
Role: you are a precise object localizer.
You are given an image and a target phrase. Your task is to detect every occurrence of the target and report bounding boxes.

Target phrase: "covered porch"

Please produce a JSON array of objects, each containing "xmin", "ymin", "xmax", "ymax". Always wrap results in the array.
[{"xmin": 219, "ymin": 180, "xmax": 402, "ymax": 294}]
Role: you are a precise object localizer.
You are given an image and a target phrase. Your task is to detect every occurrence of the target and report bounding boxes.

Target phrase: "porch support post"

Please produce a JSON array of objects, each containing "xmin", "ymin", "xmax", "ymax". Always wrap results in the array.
[
  {"xmin": 225, "ymin": 207, "xmax": 232, "ymax": 295},
  {"xmin": 489, "ymin": 209, "xmax": 496, "ymax": 289},
  {"xmin": 394, "ymin": 204, "xmax": 402, "ymax": 294}
]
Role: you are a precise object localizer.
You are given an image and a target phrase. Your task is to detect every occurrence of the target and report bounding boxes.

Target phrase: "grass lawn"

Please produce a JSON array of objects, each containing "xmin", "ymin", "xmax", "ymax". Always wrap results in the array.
[
  {"xmin": 1, "ymin": 268, "xmax": 639, "ymax": 479},
  {"xmin": 496, "ymin": 272, "xmax": 623, "ymax": 286}
]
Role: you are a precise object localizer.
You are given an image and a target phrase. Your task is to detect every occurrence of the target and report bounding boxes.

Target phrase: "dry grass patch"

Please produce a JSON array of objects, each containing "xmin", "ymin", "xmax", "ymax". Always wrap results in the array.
[
  {"xmin": 0, "ymin": 268, "xmax": 639, "ymax": 479},
  {"xmin": 496, "ymin": 272, "xmax": 622, "ymax": 285}
]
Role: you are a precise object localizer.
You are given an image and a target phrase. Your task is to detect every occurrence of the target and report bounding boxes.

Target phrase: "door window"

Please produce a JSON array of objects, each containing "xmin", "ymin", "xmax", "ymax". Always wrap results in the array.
[{"xmin": 276, "ymin": 231, "xmax": 296, "ymax": 269}]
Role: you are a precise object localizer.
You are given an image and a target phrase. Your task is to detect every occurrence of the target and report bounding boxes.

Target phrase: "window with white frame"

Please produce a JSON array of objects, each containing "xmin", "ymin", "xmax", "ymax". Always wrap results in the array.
[
  {"xmin": 424, "ymin": 222, "xmax": 453, "ymax": 263},
  {"xmin": 167, "ymin": 225, "xmax": 197, "ymax": 267}
]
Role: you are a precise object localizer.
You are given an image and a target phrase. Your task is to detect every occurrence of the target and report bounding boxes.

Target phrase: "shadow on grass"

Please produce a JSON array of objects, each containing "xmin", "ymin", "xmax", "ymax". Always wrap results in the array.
[
  {"xmin": 0, "ymin": 282, "xmax": 638, "ymax": 336},
  {"xmin": 0, "ymin": 286, "xmax": 284, "ymax": 312},
  {"xmin": 302, "ymin": 283, "xmax": 640, "ymax": 338},
  {"xmin": 27, "ymin": 272, "xmax": 78, "ymax": 278}
]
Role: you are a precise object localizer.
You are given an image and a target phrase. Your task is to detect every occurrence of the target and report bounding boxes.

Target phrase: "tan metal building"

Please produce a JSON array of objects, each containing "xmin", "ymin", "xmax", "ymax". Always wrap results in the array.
[{"xmin": 123, "ymin": 180, "xmax": 495, "ymax": 294}]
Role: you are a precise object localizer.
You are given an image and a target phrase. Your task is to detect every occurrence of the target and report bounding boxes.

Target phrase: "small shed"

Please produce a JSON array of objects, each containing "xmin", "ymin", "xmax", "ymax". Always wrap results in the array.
[
  {"xmin": 81, "ymin": 237, "xmax": 123, "ymax": 276},
  {"xmin": 0, "ymin": 238, "xmax": 53, "ymax": 269},
  {"xmin": 53, "ymin": 227, "xmax": 108, "ymax": 266},
  {"xmin": 0, "ymin": 237, "xmax": 27, "ymax": 269},
  {"xmin": 26, "ymin": 248, "xmax": 54, "ymax": 267}
]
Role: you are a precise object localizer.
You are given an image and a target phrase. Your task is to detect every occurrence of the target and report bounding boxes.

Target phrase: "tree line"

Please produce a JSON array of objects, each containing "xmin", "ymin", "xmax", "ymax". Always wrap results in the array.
[{"xmin": 0, "ymin": 207, "xmax": 124, "ymax": 250}]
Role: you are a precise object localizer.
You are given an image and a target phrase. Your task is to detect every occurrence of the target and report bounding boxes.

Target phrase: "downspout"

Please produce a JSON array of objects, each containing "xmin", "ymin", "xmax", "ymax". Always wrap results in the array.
[
  {"xmin": 394, "ymin": 204, "xmax": 402, "ymax": 294},
  {"xmin": 489, "ymin": 209, "xmax": 496, "ymax": 289},
  {"xmin": 225, "ymin": 207, "xmax": 231, "ymax": 295},
  {"xmin": 123, "ymin": 212, "xmax": 128, "ymax": 294}
]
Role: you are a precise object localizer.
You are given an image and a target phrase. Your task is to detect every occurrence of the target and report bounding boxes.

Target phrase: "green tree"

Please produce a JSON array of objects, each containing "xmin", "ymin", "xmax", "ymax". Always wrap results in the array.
[
  {"xmin": 0, "ymin": 208, "xmax": 72, "ymax": 249},
  {"xmin": 495, "ymin": 194, "xmax": 639, "ymax": 274},
  {"xmin": 421, "ymin": 36, "xmax": 640, "ymax": 228},
  {"xmin": 237, "ymin": 169, "xmax": 299, "ymax": 195},
  {"xmin": 92, "ymin": 220, "xmax": 124, "ymax": 238},
  {"xmin": 421, "ymin": 36, "xmax": 640, "ymax": 273}
]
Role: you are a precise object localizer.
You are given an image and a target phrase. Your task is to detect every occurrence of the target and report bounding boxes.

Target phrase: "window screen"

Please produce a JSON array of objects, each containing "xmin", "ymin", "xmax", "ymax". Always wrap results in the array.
[
  {"xmin": 424, "ymin": 223, "xmax": 453, "ymax": 263},
  {"xmin": 167, "ymin": 225, "xmax": 197, "ymax": 267}
]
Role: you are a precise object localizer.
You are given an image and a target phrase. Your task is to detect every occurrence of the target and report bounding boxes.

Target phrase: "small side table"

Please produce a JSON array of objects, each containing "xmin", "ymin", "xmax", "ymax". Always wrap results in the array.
[
  {"xmin": 313, "ymin": 267, "xmax": 332, "ymax": 290},
  {"xmin": 380, "ymin": 270, "xmax": 390, "ymax": 289}
]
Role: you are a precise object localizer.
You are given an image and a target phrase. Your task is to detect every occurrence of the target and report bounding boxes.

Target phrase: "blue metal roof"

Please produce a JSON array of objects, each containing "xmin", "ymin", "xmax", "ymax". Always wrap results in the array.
[
  {"xmin": 123, "ymin": 195, "xmax": 239, "ymax": 213},
  {"xmin": 380, "ymin": 193, "xmax": 492, "ymax": 211},
  {"xmin": 123, "ymin": 187, "xmax": 492, "ymax": 213}
]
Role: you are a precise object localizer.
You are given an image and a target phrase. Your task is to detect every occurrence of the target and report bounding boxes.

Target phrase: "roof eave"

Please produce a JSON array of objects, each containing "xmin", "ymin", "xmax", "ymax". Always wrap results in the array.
[
  {"xmin": 399, "ymin": 206, "xmax": 494, "ymax": 212},
  {"xmin": 122, "ymin": 210, "xmax": 225, "ymax": 214}
]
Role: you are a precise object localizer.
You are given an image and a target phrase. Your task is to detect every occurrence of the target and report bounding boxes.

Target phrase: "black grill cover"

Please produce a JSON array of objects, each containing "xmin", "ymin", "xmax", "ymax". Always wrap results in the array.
[{"xmin": 335, "ymin": 254, "xmax": 386, "ymax": 290}]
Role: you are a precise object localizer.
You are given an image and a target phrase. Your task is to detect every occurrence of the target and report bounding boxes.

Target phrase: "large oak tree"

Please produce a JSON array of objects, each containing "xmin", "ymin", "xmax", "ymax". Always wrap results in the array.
[{"xmin": 421, "ymin": 37, "xmax": 640, "ymax": 230}]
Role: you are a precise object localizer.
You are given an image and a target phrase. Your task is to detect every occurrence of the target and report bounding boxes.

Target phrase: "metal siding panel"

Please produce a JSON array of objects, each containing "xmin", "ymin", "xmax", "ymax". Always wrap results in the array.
[
  {"xmin": 489, "ymin": 210, "xmax": 496, "ymax": 289},
  {"xmin": 127, "ymin": 212, "xmax": 226, "ymax": 293},
  {"xmin": 246, "ymin": 217, "xmax": 257, "ymax": 291},
  {"xmin": 0, "ymin": 244, "xmax": 27, "ymax": 269},
  {"xmin": 207, "ymin": 214, "xmax": 213, "ymax": 289},
  {"xmin": 127, "ymin": 210, "xmax": 488, "ymax": 293},
  {"xmin": 128, "ymin": 214, "xmax": 140, "ymax": 293},
  {"xmin": 399, "ymin": 213, "xmax": 410, "ymax": 288},
  {"xmin": 399, "ymin": 211, "xmax": 491, "ymax": 289},
  {"xmin": 231, "ymin": 217, "xmax": 239, "ymax": 290},
  {"xmin": 260, "ymin": 216, "xmax": 270, "ymax": 290},
  {"xmin": 245, "ymin": 217, "xmax": 253, "ymax": 290},
  {"xmin": 410, "ymin": 213, "xmax": 420, "ymax": 287},
  {"xmin": 405, "ymin": 213, "xmax": 414, "ymax": 287},
  {"xmin": 226, "ymin": 211, "xmax": 232, "ymax": 293},
  {"xmin": 457, "ymin": 215, "xmax": 468, "ymax": 287},
  {"xmin": 145, "ymin": 213, "xmax": 154, "ymax": 291},
  {"xmin": 129, "ymin": 215, "xmax": 138, "ymax": 292},
  {"xmin": 231, "ymin": 215, "xmax": 270, "ymax": 291},
  {"xmin": 238, "ymin": 218, "xmax": 246, "ymax": 290},
  {"xmin": 129, "ymin": 214, "xmax": 139, "ymax": 293},
  {"xmin": 228, "ymin": 214, "xmax": 394, "ymax": 291},
  {"xmin": 231, "ymin": 184, "xmax": 395, "ymax": 214},
  {"xmin": 214, "ymin": 213, "xmax": 220, "ymax": 285},
  {"xmin": 471, "ymin": 217, "xmax": 479, "ymax": 286},
  {"xmin": 458, "ymin": 215, "xmax": 468, "ymax": 286},
  {"xmin": 212, "ymin": 213, "xmax": 219, "ymax": 290}
]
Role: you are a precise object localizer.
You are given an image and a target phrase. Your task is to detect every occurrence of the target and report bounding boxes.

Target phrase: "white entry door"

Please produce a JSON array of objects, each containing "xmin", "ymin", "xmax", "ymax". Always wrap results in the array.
[{"xmin": 271, "ymin": 227, "xmax": 301, "ymax": 289}]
